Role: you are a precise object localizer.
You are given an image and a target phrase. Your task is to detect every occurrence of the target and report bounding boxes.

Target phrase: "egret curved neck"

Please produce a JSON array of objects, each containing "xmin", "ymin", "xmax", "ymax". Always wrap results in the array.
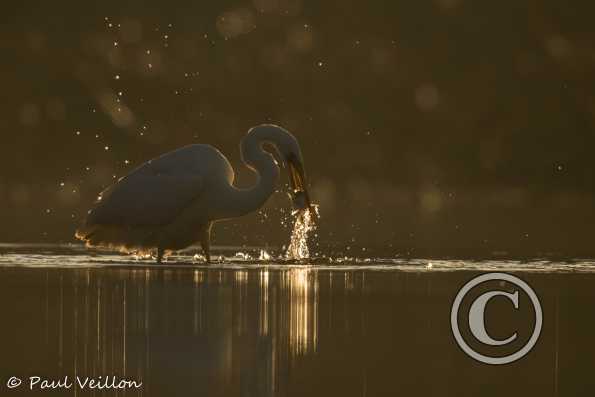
[{"xmin": 225, "ymin": 133, "xmax": 280, "ymax": 218}]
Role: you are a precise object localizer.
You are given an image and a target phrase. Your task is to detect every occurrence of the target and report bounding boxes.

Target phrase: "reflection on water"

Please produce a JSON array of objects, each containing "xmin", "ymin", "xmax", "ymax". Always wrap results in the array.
[
  {"xmin": 1, "ymin": 245, "xmax": 595, "ymax": 396},
  {"xmin": 1, "ymin": 264, "xmax": 321, "ymax": 396},
  {"xmin": 285, "ymin": 268, "xmax": 318, "ymax": 356}
]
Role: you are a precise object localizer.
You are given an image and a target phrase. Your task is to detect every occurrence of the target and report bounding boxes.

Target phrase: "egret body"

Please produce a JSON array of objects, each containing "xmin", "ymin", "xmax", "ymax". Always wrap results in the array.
[{"xmin": 75, "ymin": 124, "xmax": 313, "ymax": 263}]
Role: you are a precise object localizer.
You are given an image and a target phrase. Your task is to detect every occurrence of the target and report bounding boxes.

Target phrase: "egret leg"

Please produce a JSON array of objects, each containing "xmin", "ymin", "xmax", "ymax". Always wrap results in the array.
[
  {"xmin": 200, "ymin": 224, "xmax": 212, "ymax": 264},
  {"xmin": 156, "ymin": 247, "xmax": 164, "ymax": 264}
]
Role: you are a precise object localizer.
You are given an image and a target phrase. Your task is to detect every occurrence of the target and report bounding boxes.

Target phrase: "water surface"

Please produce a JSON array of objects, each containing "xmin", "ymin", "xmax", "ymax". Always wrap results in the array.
[{"xmin": 0, "ymin": 245, "xmax": 594, "ymax": 396}]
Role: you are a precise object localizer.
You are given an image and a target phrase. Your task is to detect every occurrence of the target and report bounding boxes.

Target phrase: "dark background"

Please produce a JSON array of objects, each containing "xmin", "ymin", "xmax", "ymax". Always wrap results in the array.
[{"xmin": 1, "ymin": 0, "xmax": 594, "ymax": 257}]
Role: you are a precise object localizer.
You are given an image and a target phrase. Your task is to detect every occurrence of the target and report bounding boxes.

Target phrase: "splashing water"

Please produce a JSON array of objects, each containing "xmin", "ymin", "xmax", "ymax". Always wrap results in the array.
[
  {"xmin": 259, "ymin": 249, "xmax": 272, "ymax": 260},
  {"xmin": 286, "ymin": 206, "xmax": 318, "ymax": 260}
]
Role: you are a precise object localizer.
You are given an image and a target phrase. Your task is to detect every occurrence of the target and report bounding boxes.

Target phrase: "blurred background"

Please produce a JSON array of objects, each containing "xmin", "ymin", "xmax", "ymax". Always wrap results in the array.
[{"xmin": 1, "ymin": 0, "xmax": 594, "ymax": 257}]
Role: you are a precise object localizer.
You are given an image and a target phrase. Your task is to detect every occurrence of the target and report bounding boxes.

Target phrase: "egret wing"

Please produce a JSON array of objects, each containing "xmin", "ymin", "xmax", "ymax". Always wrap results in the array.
[{"xmin": 87, "ymin": 164, "xmax": 204, "ymax": 227}]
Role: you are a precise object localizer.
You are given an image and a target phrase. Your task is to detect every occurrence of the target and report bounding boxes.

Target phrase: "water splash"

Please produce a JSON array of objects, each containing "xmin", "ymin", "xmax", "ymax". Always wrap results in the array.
[
  {"xmin": 286, "ymin": 206, "xmax": 318, "ymax": 260},
  {"xmin": 259, "ymin": 249, "xmax": 272, "ymax": 260},
  {"xmin": 234, "ymin": 252, "xmax": 252, "ymax": 260}
]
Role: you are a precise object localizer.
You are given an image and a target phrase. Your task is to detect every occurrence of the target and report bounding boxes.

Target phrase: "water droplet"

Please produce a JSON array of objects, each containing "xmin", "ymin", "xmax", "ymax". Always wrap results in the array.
[
  {"xmin": 259, "ymin": 250, "xmax": 272, "ymax": 260},
  {"xmin": 286, "ymin": 205, "xmax": 319, "ymax": 260}
]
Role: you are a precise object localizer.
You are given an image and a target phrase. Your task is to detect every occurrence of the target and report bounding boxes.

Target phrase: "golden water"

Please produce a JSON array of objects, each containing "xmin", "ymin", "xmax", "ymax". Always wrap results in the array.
[{"xmin": 0, "ymin": 248, "xmax": 592, "ymax": 397}]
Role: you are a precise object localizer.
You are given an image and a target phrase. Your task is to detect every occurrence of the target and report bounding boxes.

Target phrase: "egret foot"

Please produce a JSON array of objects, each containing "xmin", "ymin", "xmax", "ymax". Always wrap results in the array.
[
  {"xmin": 156, "ymin": 247, "xmax": 164, "ymax": 264},
  {"xmin": 200, "ymin": 240, "xmax": 211, "ymax": 263},
  {"xmin": 200, "ymin": 223, "xmax": 212, "ymax": 264}
]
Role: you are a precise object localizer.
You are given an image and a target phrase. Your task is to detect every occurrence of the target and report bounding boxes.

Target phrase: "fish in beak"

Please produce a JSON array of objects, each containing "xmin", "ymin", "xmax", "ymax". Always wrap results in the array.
[{"xmin": 287, "ymin": 154, "xmax": 317, "ymax": 219}]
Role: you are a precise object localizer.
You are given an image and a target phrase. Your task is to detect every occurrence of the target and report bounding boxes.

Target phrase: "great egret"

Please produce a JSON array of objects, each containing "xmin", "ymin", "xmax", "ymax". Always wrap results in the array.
[{"xmin": 75, "ymin": 124, "xmax": 314, "ymax": 263}]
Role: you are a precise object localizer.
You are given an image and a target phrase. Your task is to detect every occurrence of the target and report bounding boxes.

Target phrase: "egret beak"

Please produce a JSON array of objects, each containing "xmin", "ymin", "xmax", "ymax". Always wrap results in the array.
[{"xmin": 287, "ymin": 154, "xmax": 317, "ymax": 219}]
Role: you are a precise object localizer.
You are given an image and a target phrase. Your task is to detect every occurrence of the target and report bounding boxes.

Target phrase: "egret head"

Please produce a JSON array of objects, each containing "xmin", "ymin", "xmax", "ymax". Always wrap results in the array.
[{"xmin": 246, "ymin": 124, "xmax": 315, "ymax": 216}]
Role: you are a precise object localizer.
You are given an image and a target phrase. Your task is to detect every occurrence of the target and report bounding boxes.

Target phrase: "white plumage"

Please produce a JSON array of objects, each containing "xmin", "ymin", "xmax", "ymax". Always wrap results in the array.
[{"xmin": 76, "ymin": 124, "xmax": 313, "ymax": 263}]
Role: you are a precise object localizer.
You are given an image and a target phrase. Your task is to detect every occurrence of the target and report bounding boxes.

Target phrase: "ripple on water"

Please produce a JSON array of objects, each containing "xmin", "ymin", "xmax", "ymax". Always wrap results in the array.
[{"xmin": 1, "ymin": 244, "xmax": 595, "ymax": 273}]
